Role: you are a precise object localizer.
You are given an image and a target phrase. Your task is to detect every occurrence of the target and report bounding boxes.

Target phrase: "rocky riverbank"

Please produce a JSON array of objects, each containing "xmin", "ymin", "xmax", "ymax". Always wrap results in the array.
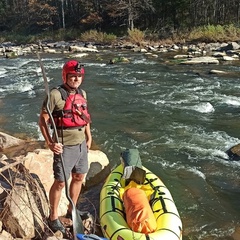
[
  {"xmin": 1, "ymin": 40, "xmax": 240, "ymax": 68},
  {"xmin": 0, "ymin": 132, "xmax": 111, "ymax": 239}
]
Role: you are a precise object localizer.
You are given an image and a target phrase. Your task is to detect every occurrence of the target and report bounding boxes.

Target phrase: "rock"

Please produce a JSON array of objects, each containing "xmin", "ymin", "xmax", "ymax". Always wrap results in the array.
[
  {"xmin": 0, "ymin": 179, "xmax": 10, "ymax": 203},
  {"xmin": 109, "ymin": 56, "xmax": 130, "ymax": 64},
  {"xmin": 226, "ymin": 143, "xmax": 240, "ymax": 161},
  {"xmin": 5, "ymin": 52, "xmax": 18, "ymax": 58},
  {"xmin": 23, "ymin": 149, "xmax": 54, "ymax": 194},
  {"xmin": 0, "ymin": 166, "xmax": 49, "ymax": 239},
  {"xmin": 69, "ymin": 53, "xmax": 89, "ymax": 58},
  {"xmin": 46, "ymin": 233, "xmax": 68, "ymax": 240},
  {"xmin": 46, "ymin": 236, "xmax": 66, "ymax": 240},
  {"xmin": 226, "ymin": 50, "xmax": 240, "ymax": 56},
  {"xmin": 217, "ymin": 42, "xmax": 240, "ymax": 51},
  {"xmin": 0, "ymin": 230, "xmax": 13, "ymax": 239},
  {"xmin": 212, "ymin": 52, "xmax": 226, "ymax": 57},
  {"xmin": 0, "ymin": 132, "xmax": 110, "ymax": 239},
  {"xmin": 232, "ymin": 226, "xmax": 240, "ymax": 240},
  {"xmin": 0, "ymin": 132, "xmax": 25, "ymax": 151},
  {"xmin": 145, "ymin": 53, "xmax": 158, "ymax": 58},
  {"xmin": 209, "ymin": 69, "xmax": 228, "ymax": 75},
  {"xmin": 69, "ymin": 46, "xmax": 99, "ymax": 53},
  {"xmin": 147, "ymin": 46, "xmax": 157, "ymax": 51},
  {"xmin": 44, "ymin": 48, "xmax": 58, "ymax": 54},
  {"xmin": 180, "ymin": 56, "xmax": 219, "ymax": 65},
  {"xmin": 222, "ymin": 55, "xmax": 238, "ymax": 61},
  {"xmin": 173, "ymin": 54, "xmax": 189, "ymax": 59},
  {"xmin": 140, "ymin": 48, "xmax": 148, "ymax": 53},
  {"xmin": 172, "ymin": 44, "xmax": 180, "ymax": 50},
  {"xmin": 22, "ymin": 148, "xmax": 110, "ymax": 216},
  {"xmin": 85, "ymin": 150, "xmax": 110, "ymax": 186},
  {"xmin": 158, "ymin": 48, "xmax": 168, "ymax": 53}
]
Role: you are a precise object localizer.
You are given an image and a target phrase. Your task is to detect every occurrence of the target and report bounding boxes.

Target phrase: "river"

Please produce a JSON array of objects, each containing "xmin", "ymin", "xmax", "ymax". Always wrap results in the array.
[{"xmin": 0, "ymin": 49, "xmax": 240, "ymax": 240}]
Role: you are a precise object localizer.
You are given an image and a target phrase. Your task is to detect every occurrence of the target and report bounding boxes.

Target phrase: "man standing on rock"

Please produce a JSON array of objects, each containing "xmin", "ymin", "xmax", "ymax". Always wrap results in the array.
[{"xmin": 38, "ymin": 60, "xmax": 92, "ymax": 235}]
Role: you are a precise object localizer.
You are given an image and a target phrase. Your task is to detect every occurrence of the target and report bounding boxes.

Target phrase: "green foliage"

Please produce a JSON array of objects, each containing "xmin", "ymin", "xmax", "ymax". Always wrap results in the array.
[
  {"xmin": 1, "ymin": 0, "xmax": 240, "ymax": 43},
  {"xmin": 0, "ymin": 36, "xmax": 6, "ymax": 43},
  {"xmin": 80, "ymin": 30, "xmax": 116, "ymax": 43},
  {"xmin": 187, "ymin": 24, "xmax": 240, "ymax": 42},
  {"xmin": 38, "ymin": 29, "xmax": 82, "ymax": 41},
  {"xmin": 0, "ymin": 33, "xmax": 37, "ymax": 44},
  {"xmin": 127, "ymin": 28, "xmax": 145, "ymax": 44},
  {"xmin": 0, "ymin": 29, "xmax": 117, "ymax": 45},
  {"xmin": 224, "ymin": 24, "xmax": 240, "ymax": 38}
]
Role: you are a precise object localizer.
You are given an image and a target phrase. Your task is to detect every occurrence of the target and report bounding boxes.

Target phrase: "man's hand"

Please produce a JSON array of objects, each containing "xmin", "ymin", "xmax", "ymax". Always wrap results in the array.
[{"xmin": 48, "ymin": 142, "xmax": 63, "ymax": 154}]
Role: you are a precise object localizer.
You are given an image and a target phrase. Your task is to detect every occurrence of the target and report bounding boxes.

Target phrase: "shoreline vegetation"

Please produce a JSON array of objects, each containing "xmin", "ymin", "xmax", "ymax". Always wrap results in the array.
[{"xmin": 1, "ymin": 25, "xmax": 240, "ymax": 47}]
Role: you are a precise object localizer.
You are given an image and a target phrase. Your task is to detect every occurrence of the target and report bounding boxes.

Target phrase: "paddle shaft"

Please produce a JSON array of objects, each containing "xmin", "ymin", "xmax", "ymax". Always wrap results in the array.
[{"xmin": 36, "ymin": 52, "xmax": 84, "ymax": 238}]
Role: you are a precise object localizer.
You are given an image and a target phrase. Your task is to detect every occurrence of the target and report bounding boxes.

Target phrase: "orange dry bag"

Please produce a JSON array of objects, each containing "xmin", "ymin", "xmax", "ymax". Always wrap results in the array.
[{"xmin": 123, "ymin": 187, "xmax": 157, "ymax": 234}]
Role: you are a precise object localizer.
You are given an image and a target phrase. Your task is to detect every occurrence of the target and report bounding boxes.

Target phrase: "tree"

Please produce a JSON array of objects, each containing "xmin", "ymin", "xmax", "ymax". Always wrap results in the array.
[
  {"xmin": 0, "ymin": 0, "xmax": 240, "ymax": 39},
  {"xmin": 102, "ymin": 0, "xmax": 154, "ymax": 30},
  {"xmin": 27, "ymin": 0, "xmax": 58, "ymax": 32}
]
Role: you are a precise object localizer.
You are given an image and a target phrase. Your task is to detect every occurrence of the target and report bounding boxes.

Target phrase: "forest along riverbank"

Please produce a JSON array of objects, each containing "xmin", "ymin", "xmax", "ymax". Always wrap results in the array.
[{"xmin": 0, "ymin": 45, "xmax": 240, "ymax": 240}]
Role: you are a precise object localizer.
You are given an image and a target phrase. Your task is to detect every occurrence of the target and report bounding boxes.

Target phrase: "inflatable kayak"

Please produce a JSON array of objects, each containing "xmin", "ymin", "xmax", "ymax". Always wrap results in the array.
[{"xmin": 99, "ymin": 151, "xmax": 182, "ymax": 240}]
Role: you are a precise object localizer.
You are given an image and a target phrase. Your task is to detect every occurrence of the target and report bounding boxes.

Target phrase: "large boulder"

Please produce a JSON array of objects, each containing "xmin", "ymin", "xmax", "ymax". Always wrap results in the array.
[
  {"xmin": 23, "ymin": 148, "xmax": 110, "ymax": 216},
  {"xmin": 217, "ymin": 42, "xmax": 240, "ymax": 51},
  {"xmin": 0, "ymin": 133, "xmax": 110, "ymax": 239},
  {"xmin": 0, "ymin": 162, "xmax": 49, "ymax": 239},
  {"xmin": 0, "ymin": 132, "xmax": 25, "ymax": 151}
]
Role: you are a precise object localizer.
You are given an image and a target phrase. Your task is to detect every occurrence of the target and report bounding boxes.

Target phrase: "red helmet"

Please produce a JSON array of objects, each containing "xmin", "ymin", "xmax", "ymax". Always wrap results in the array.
[{"xmin": 62, "ymin": 60, "xmax": 85, "ymax": 83}]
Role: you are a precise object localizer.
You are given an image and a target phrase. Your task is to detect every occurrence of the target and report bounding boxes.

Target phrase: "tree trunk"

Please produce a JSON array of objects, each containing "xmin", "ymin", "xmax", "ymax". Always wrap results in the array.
[
  {"xmin": 61, "ymin": 0, "xmax": 65, "ymax": 29},
  {"xmin": 128, "ymin": 0, "xmax": 134, "ymax": 30}
]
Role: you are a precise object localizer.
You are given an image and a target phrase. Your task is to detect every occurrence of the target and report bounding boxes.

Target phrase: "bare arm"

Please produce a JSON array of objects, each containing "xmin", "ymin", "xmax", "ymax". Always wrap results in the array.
[
  {"xmin": 38, "ymin": 109, "xmax": 63, "ymax": 154},
  {"xmin": 85, "ymin": 123, "xmax": 92, "ymax": 151}
]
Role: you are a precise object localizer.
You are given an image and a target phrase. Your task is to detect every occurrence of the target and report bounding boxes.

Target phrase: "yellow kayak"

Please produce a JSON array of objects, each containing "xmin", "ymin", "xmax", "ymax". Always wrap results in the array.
[{"xmin": 99, "ymin": 164, "xmax": 182, "ymax": 240}]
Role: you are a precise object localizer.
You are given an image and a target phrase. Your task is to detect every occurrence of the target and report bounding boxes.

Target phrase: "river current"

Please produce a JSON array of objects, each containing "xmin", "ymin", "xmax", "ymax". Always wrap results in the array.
[{"xmin": 0, "ymin": 50, "xmax": 240, "ymax": 239}]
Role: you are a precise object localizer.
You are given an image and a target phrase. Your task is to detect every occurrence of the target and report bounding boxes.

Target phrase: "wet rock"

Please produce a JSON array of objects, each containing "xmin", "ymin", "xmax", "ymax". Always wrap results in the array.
[
  {"xmin": 69, "ymin": 45, "xmax": 99, "ymax": 53},
  {"xmin": 209, "ymin": 69, "xmax": 228, "ymax": 75},
  {"xmin": 180, "ymin": 56, "xmax": 219, "ymax": 65},
  {"xmin": 109, "ymin": 56, "xmax": 130, "ymax": 64},
  {"xmin": 226, "ymin": 143, "xmax": 240, "ymax": 161},
  {"xmin": 174, "ymin": 54, "xmax": 190, "ymax": 59}
]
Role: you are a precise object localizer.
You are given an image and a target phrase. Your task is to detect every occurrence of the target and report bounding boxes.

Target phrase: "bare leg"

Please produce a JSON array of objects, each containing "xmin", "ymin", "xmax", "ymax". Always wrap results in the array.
[
  {"xmin": 49, "ymin": 179, "xmax": 65, "ymax": 221},
  {"xmin": 68, "ymin": 173, "xmax": 85, "ymax": 211}
]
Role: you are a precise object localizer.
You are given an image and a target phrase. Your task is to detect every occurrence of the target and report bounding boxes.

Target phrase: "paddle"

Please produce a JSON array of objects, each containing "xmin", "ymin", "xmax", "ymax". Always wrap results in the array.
[{"xmin": 36, "ymin": 52, "xmax": 84, "ymax": 239}]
